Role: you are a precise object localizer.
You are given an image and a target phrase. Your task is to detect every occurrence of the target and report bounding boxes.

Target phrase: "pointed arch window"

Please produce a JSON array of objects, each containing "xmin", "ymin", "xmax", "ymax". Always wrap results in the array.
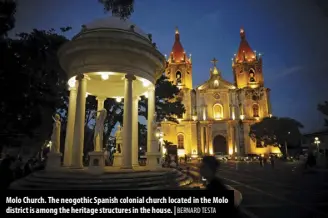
[
  {"xmin": 213, "ymin": 104, "xmax": 223, "ymax": 120},
  {"xmin": 252, "ymin": 104, "xmax": 259, "ymax": 117},
  {"xmin": 177, "ymin": 134, "xmax": 184, "ymax": 149},
  {"xmin": 176, "ymin": 71, "xmax": 182, "ymax": 85},
  {"xmin": 249, "ymin": 69, "xmax": 256, "ymax": 82}
]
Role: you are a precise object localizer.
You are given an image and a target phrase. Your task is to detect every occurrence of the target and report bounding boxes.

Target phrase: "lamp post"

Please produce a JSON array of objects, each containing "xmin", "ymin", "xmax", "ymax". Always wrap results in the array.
[
  {"xmin": 314, "ymin": 137, "xmax": 320, "ymax": 154},
  {"xmin": 155, "ymin": 127, "xmax": 165, "ymax": 157}
]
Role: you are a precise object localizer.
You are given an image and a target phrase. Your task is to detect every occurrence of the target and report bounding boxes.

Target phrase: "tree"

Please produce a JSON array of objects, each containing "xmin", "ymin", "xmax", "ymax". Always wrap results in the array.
[
  {"xmin": 249, "ymin": 116, "xmax": 304, "ymax": 156},
  {"xmin": 317, "ymin": 101, "xmax": 328, "ymax": 127},
  {"xmin": 0, "ymin": 28, "xmax": 70, "ymax": 151},
  {"xmin": 139, "ymin": 74, "xmax": 185, "ymax": 123},
  {"xmin": 0, "ymin": 0, "xmax": 16, "ymax": 38},
  {"xmin": 98, "ymin": 0, "xmax": 134, "ymax": 19}
]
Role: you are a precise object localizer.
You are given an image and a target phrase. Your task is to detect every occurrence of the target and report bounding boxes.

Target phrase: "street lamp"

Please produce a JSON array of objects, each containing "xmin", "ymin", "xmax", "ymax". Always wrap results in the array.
[
  {"xmin": 314, "ymin": 137, "xmax": 320, "ymax": 154},
  {"xmin": 155, "ymin": 127, "xmax": 165, "ymax": 157}
]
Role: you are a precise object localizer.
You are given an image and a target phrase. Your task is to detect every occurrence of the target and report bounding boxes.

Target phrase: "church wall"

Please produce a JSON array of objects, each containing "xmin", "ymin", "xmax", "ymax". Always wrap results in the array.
[{"xmin": 199, "ymin": 90, "xmax": 230, "ymax": 120}]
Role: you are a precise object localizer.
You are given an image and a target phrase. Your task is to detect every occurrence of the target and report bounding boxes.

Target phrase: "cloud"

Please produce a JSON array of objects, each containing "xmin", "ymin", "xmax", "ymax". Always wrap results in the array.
[
  {"xmin": 267, "ymin": 66, "xmax": 303, "ymax": 81},
  {"xmin": 194, "ymin": 10, "xmax": 221, "ymax": 26}
]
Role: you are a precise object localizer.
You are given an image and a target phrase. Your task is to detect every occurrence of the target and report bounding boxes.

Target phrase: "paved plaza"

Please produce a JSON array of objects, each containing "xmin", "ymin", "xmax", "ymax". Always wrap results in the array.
[{"xmin": 185, "ymin": 160, "xmax": 328, "ymax": 218}]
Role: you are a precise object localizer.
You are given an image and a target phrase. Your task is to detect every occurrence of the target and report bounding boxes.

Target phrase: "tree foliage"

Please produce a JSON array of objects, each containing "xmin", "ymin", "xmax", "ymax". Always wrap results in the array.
[
  {"xmin": 139, "ymin": 75, "xmax": 185, "ymax": 123},
  {"xmin": 98, "ymin": 0, "xmax": 134, "ymax": 19},
  {"xmin": 0, "ymin": 28, "xmax": 70, "ymax": 149},
  {"xmin": 0, "ymin": 0, "xmax": 16, "ymax": 38},
  {"xmin": 317, "ymin": 101, "xmax": 328, "ymax": 127},
  {"xmin": 249, "ymin": 116, "xmax": 304, "ymax": 150}
]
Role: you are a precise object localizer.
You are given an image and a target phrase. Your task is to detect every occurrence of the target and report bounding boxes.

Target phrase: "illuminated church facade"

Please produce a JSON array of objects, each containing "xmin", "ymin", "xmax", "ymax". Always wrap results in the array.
[{"xmin": 161, "ymin": 28, "xmax": 281, "ymax": 156}]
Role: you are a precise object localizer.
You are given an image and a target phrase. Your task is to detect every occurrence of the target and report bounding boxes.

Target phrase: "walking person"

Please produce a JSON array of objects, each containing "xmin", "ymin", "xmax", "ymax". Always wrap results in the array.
[
  {"xmin": 259, "ymin": 155, "xmax": 263, "ymax": 167},
  {"xmin": 199, "ymin": 156, "xmax": 243, "ymax": 217},
  {"xmin": 270, "ymin": 155, "xmax": 275, "ymax": 168}
]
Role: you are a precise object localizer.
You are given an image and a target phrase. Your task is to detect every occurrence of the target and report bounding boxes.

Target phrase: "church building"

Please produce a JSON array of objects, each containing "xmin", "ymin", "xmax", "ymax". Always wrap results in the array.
[{"xmin": 161, "ymin": 28, "xmax": 281, "ymax": 157}]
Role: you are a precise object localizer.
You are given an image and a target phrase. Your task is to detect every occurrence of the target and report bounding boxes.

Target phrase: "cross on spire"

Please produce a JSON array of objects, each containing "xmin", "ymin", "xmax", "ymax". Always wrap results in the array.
[{"xmin": 211, "ymin": 58, "xmax": 218, "ymax": 66}]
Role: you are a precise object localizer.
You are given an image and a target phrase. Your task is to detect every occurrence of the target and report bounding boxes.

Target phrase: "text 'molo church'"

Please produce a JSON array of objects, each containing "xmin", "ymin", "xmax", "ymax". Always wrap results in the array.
[{"xmin": 161, "ymin": 28, "xmax": 281, "ymax": 157}]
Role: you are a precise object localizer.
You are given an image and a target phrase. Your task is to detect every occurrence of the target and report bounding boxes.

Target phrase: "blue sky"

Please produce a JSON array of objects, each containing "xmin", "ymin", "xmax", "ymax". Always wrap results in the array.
[{"xmin": 13, "ymin": 0, "xmax": 328, "ymax": 133}]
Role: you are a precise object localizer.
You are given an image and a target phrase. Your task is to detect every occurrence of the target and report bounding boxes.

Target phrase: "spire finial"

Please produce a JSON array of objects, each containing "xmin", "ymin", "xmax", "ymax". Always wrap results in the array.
[
  {"xmin": 175, "ymin": 26, "xmax": 179, "ymax": 34},
  {"xmin": 240, "ymin": 27, "xmax": 246, "ymax": 39},
  {"xmin": 211, "ymin": 58, "xmax": 218, "ymax": 67}
]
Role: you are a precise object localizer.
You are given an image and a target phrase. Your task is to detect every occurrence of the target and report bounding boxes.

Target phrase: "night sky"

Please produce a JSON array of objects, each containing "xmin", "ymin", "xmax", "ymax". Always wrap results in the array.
[{"xmin": 13, "ymin": 0, "xmax": 328, "ymax": 133}]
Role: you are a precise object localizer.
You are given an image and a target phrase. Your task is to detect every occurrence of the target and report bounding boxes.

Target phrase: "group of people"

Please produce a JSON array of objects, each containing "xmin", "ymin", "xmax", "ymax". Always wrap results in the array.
[
  {"xmin": 258, "ymin": 154, "xmax": 276, "ymax": 168},
  {"xmin": 0, "ymin": 154, "xmax": 43, "ymax": 190}
]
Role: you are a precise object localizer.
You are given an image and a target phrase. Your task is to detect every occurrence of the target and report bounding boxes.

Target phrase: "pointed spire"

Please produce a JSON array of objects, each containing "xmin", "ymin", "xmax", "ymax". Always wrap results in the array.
[
  {"xmin": 170, "ymin": 26, "xmax": 186, "ymax": 63},
  {"xmin": 235, "ymin": 27, "xmax": 256, "ymax": 63},
  {"xmin": 240, "ymin": 28, "xmax": 246, "ymax": 39}
]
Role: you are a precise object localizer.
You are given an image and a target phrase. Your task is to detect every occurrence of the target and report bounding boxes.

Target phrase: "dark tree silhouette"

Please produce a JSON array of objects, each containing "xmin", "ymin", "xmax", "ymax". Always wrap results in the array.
[
  {"xmin": 249, "ymin": 116, "xmax": 303, "ymax": 156},
  {"xmin": 318, "ymin": 101, "xmax": 328, "ymax": 127},
  {"xmin": 0, "ymin": 0, "xmax": 16, "ymax": 38},
  {"xmin": 99, "ymin": 0, "xmax": 134, "ymax": 19}
]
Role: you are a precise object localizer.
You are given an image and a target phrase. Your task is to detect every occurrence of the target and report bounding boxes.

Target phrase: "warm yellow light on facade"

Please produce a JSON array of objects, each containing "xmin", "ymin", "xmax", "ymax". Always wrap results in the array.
[
  {"xmin": 240, "ymin": 114, "xmax": 245, "ymax": 120},
  {"xmin": 177, "ymin": 118, "xmax": 182, "ymax": 123},
  {"xmin": 203, "ymin": 108, "xmax": 207, "ymax": 121},
  {"xmin": 144, "ymin": 92, "xmax": 148, "ymax": 98},
  {"xmin": 85, "ymin": 92, "xmax": 90, "ymax": 98},
  {"xmin": 209, "ymin": 149, "xmax": 213, "ymax": 155},
  {"xmin": 214, "ymin": 80, "xmax": 219, "ymax": 87},
  {"xmin": 116, "ymin": 97, "xmax": 122, "ymax": 102},
  {"xmin": 255, "ymin": 117, "xmax": 260, "ymax": 121},
  {"xmin": 177, "ymin": 149, "xmax": 185, "ymax": 157},
  {"xmin": 229, "ymin": 148, "xmax": 233, "ymax": 155},
  {"xmin": 192, "ymin": 115, "xmax": 197, "ymax": 121},
  {"xmin": 232, "ymin": 111, "xmax": 235, "ymax": 120},
  {"xmin": 142, "ymin": 79, "xmax": 150, "ymax": 87}
]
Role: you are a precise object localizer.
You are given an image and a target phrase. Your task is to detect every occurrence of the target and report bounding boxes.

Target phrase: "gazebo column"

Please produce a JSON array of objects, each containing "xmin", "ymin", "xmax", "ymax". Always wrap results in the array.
[
  {"xmin": 71, "ymin": 74, "xmax": 87, "ymax": 168},
  {"xmin": 63, "ymin": 84, "xmax": 77, "ymax": 167},
  {"xmin": 132, "ymin": 95, "xmax": 139, "ymax": 168},
  {"xmin": 146, "ymin": 86, "xmax": 161, "ymax": 169},
  {"xmin": 121, "ymin": 74, "xmax": 135, "ymax": 169}
]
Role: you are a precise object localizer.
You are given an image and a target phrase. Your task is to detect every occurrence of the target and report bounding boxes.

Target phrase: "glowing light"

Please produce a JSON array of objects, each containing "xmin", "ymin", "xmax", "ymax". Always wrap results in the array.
[
  {"xmin": 315, "ymin": 137, "xmax": 319, "ymax": 141},
  {"xmin": 68, "ymin": 77, "xmax": 76, "ymax": 88},
  {"xmin": 255, "ymin": 117, "xmax": 260, "ymax": 121},
  {"xmin": 209, "ymin": 149, "xmax": 213, "ymax": 155},
  {"xmin": 155, "ymin": 132, "xmax": 160, "ymax": 138},
  {"xmin": 192, "ymin": 115, "xmax": 197, "ymax": 121},
  {"xmin": 229, "ymin": 148, "xmax": 233, "ymax": 155},
  {"xmin": 144, "ymin": 92, "xmax": 148, "ymax": 98},
  {"xmin": 142, "ymin": 79, "xmax": 150, "ymax": 87},
  {"xmin": 214, "ymin": 80, "xmax": 219, "ymax": 87},
  {"xmin": 177, "ymin": 149, "xmax": 185, "ymax": 157},
  {"xmin": 269, "ymin": 114, "xmax": 272, "ymax": 118},
  {"xmin": 177, "ymin": 118, "xmax": 182, "ymax": 123},
  {"xmin": 116, "ymin": 97, "xmax": 122, "ymax": 103},
  {"xmin": 101, "ymin": 74, "xmax": 109, "ymax": 80},
  {"xmin": 85, "ymin": 92, "xmax": 90, "ymax": 98},
  {"xmin": 240, "ymin": 114, "xmax": 245, "ymax": 120}
]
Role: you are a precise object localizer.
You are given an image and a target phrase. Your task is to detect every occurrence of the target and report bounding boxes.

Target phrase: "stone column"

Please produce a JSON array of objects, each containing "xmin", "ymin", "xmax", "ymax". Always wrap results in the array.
[
  {"xmin": 121, "ymin": 74, "xmax": 135, "ymax": 169},
  {"xmin": 132, "ymin": 95, "xmax": 139, "ymax": 168},
  {"xmin": 146, "ymin": 86, "xmax": 161, "ymax": 169},
  {"xmin": 208, "ymin": 125, "xmax": 213, "ymax": 154},
  {"xmin": 200, "ymin": 124, "xmax": 205, "ymax": 154},
  {"xmin": 267, "ymin": 89, "xmax": 272, "ymax": 115},
  {"xmin": 94, "ymin": 96, "xmax": 106, "ymax": 151},
  {"xmin": 71, "ymin": 74, "xmax": 87, "ymax": 168},
  {"xmin": 63, "ymin": 85, "xmax": 77, "ymax": 167}
]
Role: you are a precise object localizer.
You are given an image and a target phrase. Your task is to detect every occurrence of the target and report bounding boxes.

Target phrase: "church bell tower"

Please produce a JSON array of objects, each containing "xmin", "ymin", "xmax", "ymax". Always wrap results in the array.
[
  {"xmin": 165, "ymin": 27, "xmax": 192, "ymax": 90},
  {"xmin": 165, "ymin": 27, "xmax": 193, "ymax": 120},
  {"xmin": 232, "ymin": 28, "xmax": 264, "ymax": 89}
]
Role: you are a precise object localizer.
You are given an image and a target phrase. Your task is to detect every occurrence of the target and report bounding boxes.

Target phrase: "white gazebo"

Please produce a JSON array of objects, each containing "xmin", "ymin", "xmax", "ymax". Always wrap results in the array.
[{"xmin": 58, "ymin": 16, "xmax": 165, "ymax": 170}]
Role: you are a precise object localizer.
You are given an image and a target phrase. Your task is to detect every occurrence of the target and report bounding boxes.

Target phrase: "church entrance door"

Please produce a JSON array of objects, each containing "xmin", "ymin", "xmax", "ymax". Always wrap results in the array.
[{"xmin": 213, "ymin": 135, "xmax": 227, "ymax": 154}]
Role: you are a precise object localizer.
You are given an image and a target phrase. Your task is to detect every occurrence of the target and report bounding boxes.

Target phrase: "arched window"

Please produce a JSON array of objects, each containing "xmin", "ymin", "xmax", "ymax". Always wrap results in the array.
[
  {"xmin": 176, "ymin": 71, "xmax": 182, "ymax": 85},
  {"xmin": 213, "ymin": 104, "xmax": 223, "ymax": 120},
  {"xmin": 214, "ymin": 80, "xmax": 219, "ymax": 88},
  {"xmin": 249, "ymin": 69, "xmax": 256, "ymax": 82},
  {"xmin": 177, "ymin": 134, "xmax": 184, "ymax": 149},
  {"xmin": 252, "ymin": 104, "xmax": 259, "ymax": 117}
]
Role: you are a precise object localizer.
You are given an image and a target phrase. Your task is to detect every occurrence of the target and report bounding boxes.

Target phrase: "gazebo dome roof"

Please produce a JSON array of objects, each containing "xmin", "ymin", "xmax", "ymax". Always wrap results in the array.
[{"xmin": 83, "ymin": 16, "xmax": 149, "ymax": 40}]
